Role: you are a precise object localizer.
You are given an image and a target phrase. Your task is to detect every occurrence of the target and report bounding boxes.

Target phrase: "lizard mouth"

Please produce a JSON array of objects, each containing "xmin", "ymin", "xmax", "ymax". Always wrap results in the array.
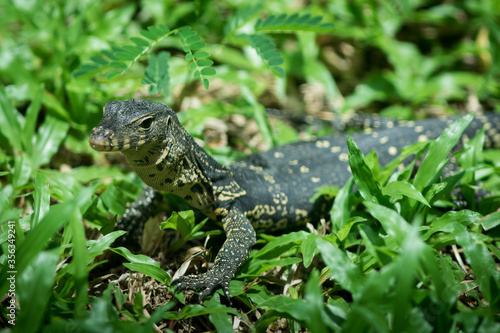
[{"xmin": 89, "ymin": 126, "xmax": 122, "ymax": 151}]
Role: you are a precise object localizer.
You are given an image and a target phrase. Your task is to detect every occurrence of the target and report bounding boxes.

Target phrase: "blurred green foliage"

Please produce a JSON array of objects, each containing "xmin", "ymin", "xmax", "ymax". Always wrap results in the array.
[{"xmin": 1, "ymin": 0, "xmax": 500, "ymax": 332}]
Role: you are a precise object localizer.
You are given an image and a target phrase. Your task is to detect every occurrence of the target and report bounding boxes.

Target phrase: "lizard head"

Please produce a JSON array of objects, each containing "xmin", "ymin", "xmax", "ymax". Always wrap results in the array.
[{"xmin": 89, "ymin": 98, "xmax": 179, "ymax": 152}]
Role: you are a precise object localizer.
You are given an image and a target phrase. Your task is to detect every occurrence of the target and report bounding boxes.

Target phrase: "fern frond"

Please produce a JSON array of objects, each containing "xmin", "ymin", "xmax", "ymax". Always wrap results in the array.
[
  {"xmin": 244, "ymin": 34, "xmax": 284, "ymax": 77},
  {"xmin": 141, "ymin": 51, "xmax": 170, "ymax": 95},
  {"xmin": 73, "ymin": 24, "xmax": 171, "ymax": 79},
  {"xmin": 255, "ymin": 13, "xmax": 334, "ymax": 33},
  {"xmin": 178, "ymin": 27, "xmax": 216, "ymax": 89}
]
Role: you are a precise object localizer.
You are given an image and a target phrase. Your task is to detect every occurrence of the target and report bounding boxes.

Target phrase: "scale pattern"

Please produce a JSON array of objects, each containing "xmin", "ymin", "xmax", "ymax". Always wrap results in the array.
[{"xmin": 89, "ymin": 98, "xmax": 500, "ymax": 300}]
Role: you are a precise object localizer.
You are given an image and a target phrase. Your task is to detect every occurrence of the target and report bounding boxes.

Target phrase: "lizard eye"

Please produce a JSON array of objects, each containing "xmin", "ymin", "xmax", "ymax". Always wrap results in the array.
[{"xmin": 139, "ymin": 117, "xmax": 154, "ymax": 130}]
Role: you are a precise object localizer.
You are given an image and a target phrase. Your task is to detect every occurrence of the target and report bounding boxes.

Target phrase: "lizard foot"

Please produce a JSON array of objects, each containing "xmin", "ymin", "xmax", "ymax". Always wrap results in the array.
[{"xmin": 172, "ymin": 269, "xmax": 231, "ymax": 302}]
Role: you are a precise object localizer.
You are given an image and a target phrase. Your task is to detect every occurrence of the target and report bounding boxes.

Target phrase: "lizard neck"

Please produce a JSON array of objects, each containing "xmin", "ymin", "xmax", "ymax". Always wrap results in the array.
[{"xmin": 122, "ymin": 127, "xmax": 236, "ymax": 213}]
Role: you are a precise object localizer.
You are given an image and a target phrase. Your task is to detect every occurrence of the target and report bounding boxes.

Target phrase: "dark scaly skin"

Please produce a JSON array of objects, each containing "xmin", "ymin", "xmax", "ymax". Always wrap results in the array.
[{"xmin": 89, "ymin": 98, "xmax": 500, "ymax": 300}]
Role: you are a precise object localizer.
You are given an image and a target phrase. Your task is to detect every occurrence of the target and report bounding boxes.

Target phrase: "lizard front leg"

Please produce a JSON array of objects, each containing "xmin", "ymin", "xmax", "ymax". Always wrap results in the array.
[
  {"xmin": 115, "ymin": 186, "xmax": 162, "ymax": 250},
  {"xmin": 173, "ymin": 209, "xmax": 256, "ymax": 301}
]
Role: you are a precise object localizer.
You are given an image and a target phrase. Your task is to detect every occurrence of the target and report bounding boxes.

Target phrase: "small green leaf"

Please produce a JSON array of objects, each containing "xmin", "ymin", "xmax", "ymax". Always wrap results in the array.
[
  {"xmin": 106, "ymin": 71, "xmax": 121, "ymax": 80},
  {"xmin": 186, "ymin": 35, "xmax": 202, "ymax": 44},
  {"xmin": 194, "ymin": 51, "xmax": 210, "ymax": 59},
  {"xmin": 130, "ymin": 37, "xmax": 150, "ymax": 47},
  {"xmin": 123, "ymin": 45, "xmax": 144, "ymax": 54},
  {"xmin": 197, "ymin": 59, "xmax": 214, "ymax": 67},
  {"xmin": 114, "ymin": 51, "xmax": 136, "ymax": 61},
  {"xmin": 90, "ymin": 55, "xmax": 109, "ymax": 65},
  {"xmin": 140, "ymin": 29, "xmax": 158, "ymax": 40},
  {"xmin": 189, "ymin": 42, "xmax": 206, "ymax": 51},
  {"xmin": 148, "ymin": 25, "xmax": 164, "ymax": 37},
  {"xmin": 109, "ymin": 61, "xmax": 127, "ymax": 69},
  {"xmin": 200, "ymin": 67, "xmax": 216, "ymax": 76}
]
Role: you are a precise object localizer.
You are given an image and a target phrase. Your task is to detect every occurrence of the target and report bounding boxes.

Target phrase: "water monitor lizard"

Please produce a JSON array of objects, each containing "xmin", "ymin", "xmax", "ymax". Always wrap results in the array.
[{"xmin": 89, "ymin": 98, "xmax": 500, "ymax": 300}]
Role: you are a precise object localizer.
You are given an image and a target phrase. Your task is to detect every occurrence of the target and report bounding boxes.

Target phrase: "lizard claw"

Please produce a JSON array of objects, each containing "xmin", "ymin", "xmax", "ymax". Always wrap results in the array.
[{"xmin": 172, "ymin": 271, "xmax": 232, "ymax": 303}]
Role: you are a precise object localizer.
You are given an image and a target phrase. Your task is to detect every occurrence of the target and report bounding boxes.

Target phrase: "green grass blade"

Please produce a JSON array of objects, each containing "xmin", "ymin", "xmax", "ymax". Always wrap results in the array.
[
  {"xmin": 31, "ymin": 171, "xmax": 50, "ymax": 229},
  {"xmin": 0, "ymin": 185, "xmax": 95, "ymax": 297},
  {"xmin": 69, "ymin": 208, "xmax": 88, "ymax": 319},
  {"xmin": 16, "ymin": 251, "xmax": 59, "ymax": 333},
  {"xmin": 32, "ymin": 116, "xmax": 69, "ymax": 169},
  {"xmin": 455, "ymin": 224, "xmax": 500, "ymax": 311},
  {"xmin": 0, "ymin": 85, "xmax": 23, "ymax": 152},
  {"xmin": 22, "ymin": 84, "xmax": 43, "ymax": 153},
  {"xmin": 347, "ymin": 136, "xmax": 390, "ymax": 206},
  {"xmin": 330, "ymin": 178, "xmax": 354, "ymax": 232},
  {"xmin": 413, "ymin": 114, "xmax": 473, "ymax": 192}
]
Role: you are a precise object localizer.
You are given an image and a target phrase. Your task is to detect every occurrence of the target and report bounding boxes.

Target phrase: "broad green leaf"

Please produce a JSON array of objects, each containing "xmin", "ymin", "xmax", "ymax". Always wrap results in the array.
[
  {"xmin": 205, "ymin": 295, "xmax": 234, "ymax": 333},
  {"xmin": 123, "ymin": 262, "xmax": 170, "ymax": 284},
  {"xmin": 12, "ymin": 154, "xmax": 32, "ymax": 188},
  {"xmin": 112, "ymin": 247, "xmax": 160, "ymax": 267},
  {"xmin": 301, "ymin": 233, "xmax": 321, "ymax": 267},
  {"xmin": 163, "ymin": 302, "xmax": 241, "ymax": 320},
  {"xmin": 86, "ymin": 231, "xmax": 125, "ymax": 257},
  {"xmin": 255, "ymin": 230, "xmax": 308, "ymax": 258},
  {"xmin": 364, "ymin": 201, "xmax": 411, "ymax": 243},
  {"xmin": 382, "ymin": 180, "xmax": 430, "ymax": 207},
  {"xmin": 455, "ymin": 224, "xmax": 500, "ymax": 309},
  {"xmin": 243, "ymin": 257, "xmax": 302, "ymax": 276},
  {"xmin": 421, "ymin": 210, "xmax": 481, "ymax": 241},
  {"xmin": 161, "ymin": 210, "xmax": 195, "ymax": 238},
  {"xmin": 337, "ymin": 216, "xmax": 367, "ymax": 242},
  {"xmin": 256, "ymin": 296, "xmax": 310, "ymax": 321},
  {"xmin": 304, "ymin": 270, "xmax": 330, "ymax": 333},
  {"xmin": 481, "ymin": 211, "xmax": 500, "ymax": 231},
  {"xmin": 317, "ymin": 239, "xmax": 364, "ymax": 298}
]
